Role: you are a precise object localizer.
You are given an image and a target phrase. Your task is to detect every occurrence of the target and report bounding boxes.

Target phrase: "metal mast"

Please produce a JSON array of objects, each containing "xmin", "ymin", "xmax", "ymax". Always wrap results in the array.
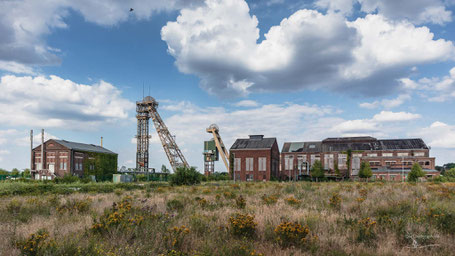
[
  {"xmin": 206, "ymin": 124, "xmax": 230, "ymax": 172},
  {"xmin": 136, "ymin": 96, "xmax": 189, "ymax": 172},
  {"xmin": 136, "ymin": 100, "xmax": 151, "ymax": 172}
]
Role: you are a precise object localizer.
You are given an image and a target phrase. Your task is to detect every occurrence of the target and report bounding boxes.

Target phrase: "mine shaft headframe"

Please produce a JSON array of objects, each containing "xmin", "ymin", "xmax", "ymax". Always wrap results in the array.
[
  {"xmin": 136, "ymin": 96, "xmax": 189, "ymax": 173},
  {"xmin": 206, "ymin": 123, "xmax": 230, "ymax": 172}
]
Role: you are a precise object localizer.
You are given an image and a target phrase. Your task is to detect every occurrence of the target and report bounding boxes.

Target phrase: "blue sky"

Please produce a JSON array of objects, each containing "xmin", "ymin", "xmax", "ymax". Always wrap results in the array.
[{"xmin": 1, "ymin": 0, "xmax": 455, "ymax": 172}]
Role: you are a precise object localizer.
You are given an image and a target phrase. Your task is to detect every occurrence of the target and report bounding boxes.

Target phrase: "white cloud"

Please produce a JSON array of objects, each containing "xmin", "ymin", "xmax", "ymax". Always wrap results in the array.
[
  {"xmin": 317, "ymin": 0, "xmax": 452, "ymax": 25},
  {"xmin": 358, "ymin": 0, "xmax": 452, "ymax": 25},
  {"xmin": 372, "ymin": 111, "xmax": 421, "ymax": 122},
  {"xmin": 331, "ymin": 111, "xmax": 421, "ymax": 135},
  {"xmin": 359, "ymin": 94, "xmax": 410, "ymax": 109},
  {"xmin": 401, "ymin": 67, "xmax": 455, "ymax": 102},
  {"xmin": 162, "ymin": 0, "xmax": 455, "ymax": 97},
  {"xmin": 0, "ymin": 0, "xmax": 203, "ymax": 73},
  {"xmin": 0, "ymin": 129, "xmax": 18, "ymax": 145},
  {"xmin": 344, "ymin": 15, "xmax": 455, "ymax": 80},
  {"xmin": 234, "ymin": 100, "xmax": 259, "ymax": 107},
  {"xmin": 414, "ymin": 121, "xmax": 455, "ymax": 149},
  {"xmin": 315, "ymin": 0, "xmax": 356, "ymax": 15},
  {"xmin": 0, "ymin": 75, "xmax": 134, "ymax": 129}
]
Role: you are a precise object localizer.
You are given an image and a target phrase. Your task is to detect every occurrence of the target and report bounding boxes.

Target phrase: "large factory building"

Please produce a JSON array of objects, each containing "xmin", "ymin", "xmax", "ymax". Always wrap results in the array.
[{"xmin": 281, "ymin": 136, "xmax": 438, "ymax": 181}]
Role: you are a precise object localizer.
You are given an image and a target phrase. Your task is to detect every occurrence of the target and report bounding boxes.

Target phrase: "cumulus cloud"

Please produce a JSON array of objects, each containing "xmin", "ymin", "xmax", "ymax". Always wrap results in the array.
[
  {"xmin": 0, "ymin": 0, "xmax": 203, "ymax": 73},
  {"xmin": 0, "ymin": 75, "xmax": 134, "ymax": 129},
  {"xmin": 398, "ymin": 67, "xmax": 455, "ymax": 102},
  {"xmin": 234, "ymin": 100, "xmax": 259, "ymax": 107},
  {"xmin": 317, "ymin": 0, "xmax": 452, "ymax": 25},
  {"xmin": 162, "ymin": 0, "xmax": 455, "ymax": 97},
  {"xmin": 331, "ymin": 111, "xmax": 421, "ymax": 136},
  {"xmin": 414, "ymin": 121, "xmax": 455, "ymax": 149},
  {"xmin": 358, "ymin": 0, "xmax": 452, "ymax": 25},
  {"xmin": 359, "ymin": 94, "xmax": 410, "ymax": 109}
]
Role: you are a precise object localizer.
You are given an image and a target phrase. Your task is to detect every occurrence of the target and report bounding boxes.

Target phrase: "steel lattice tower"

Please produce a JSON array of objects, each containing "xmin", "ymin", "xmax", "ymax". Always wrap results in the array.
[{"xmin": 136, "ymin": 96, "xmax": 189, "ymax": 172}]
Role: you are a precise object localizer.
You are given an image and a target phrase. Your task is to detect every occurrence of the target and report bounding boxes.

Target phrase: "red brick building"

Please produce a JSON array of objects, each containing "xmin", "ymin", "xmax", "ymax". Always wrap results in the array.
[
  {"xmin": 281, "ymin": 136, "xmax": 438, "ymax": 181},
  {"xmin": 31, "ymin": 139, "xmax": 117, "ymax": 180},
  {"xmin": 230, "ymin": 135, "xmax": 280, "ymax": 181}
]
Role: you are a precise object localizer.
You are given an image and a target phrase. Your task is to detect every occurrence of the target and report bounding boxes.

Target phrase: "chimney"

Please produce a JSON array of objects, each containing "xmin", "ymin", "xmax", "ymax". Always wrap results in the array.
[
  {"xmin": 41, "ymin": 129, "xmax": 44, "ymax": 171},
  {"xmin": 30, "ymin": 130, "xmax": 33, "ymax": 171},
  {"xmin": 101, "ymin": 137, "xmax": 103, "ymax": 147},
  {"xmin": 249, "ymin": 135, "xmax": 264, "ymax": 140}
]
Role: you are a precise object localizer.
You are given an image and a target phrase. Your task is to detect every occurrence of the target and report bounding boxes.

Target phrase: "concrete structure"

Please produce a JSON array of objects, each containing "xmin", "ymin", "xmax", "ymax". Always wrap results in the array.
[
  {"xmin": 230, "ymin": 135, "xmax": 279, "ymax": 181},
  {"xmin": 31, "ymin": 139, "xmax": 117, "ymax": 180},
  {"xmin": 281, "ymin": 136, "xmax": 438, "ymax": 181}
]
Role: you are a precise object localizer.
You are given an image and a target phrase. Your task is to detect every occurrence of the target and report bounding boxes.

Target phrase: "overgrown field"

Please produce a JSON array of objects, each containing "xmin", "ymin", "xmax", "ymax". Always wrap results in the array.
[{"xmin": 1, "ymin": 181, "xmax": 454, "ymax": 255}]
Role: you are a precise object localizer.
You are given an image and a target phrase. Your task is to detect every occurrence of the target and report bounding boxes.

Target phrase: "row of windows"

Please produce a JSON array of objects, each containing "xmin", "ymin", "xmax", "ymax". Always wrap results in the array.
[{"xmin": 234, "ymin": 157, "xmax": 267, "ymax": 172}]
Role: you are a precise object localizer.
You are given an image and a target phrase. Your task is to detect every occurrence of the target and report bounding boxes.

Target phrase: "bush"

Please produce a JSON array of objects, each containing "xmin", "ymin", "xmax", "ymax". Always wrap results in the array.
[
  {"xmin": 167, "ymin": 199, "xmax": 185, "ymax": 212},
  {"xmin": 274, "ymin": 221, "xmax": 310, "ymax": 247},
  {"xmin": 310, "ymin": 160, "xmax": 324, "ymax": 181},
  {"xmin": 53, "ymin": 174, "xmax": 79, "ymax": 184},
  {"xmin": 329, "ymin": 193, "xmax": 341, "ymax": 209},
  {"xmin": 168, "ymin": 167, "xmax": 202, "ymax": 186},
  {"xmin": 408, "ymin": 163, "xmax": 425, "ymax": 182},
  {"xmin": 229, "ymin": 213, "xmax": 257, "ymax": 238},
  {"xmin": 235, "ymin": 195, "xmax": 246, "ymax": 209},
  {"xmin": 358, "ymin": 162, "xmax": 372, "ymax": 180}
]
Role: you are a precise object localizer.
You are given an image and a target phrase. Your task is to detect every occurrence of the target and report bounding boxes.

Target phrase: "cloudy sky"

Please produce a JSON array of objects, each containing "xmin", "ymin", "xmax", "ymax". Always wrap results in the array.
[{"xmin": 1, "ymin": 0, "xmax": 455, "ymax": 171}]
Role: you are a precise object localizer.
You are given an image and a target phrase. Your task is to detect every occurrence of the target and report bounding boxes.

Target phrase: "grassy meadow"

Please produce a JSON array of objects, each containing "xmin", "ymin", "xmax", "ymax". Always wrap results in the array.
[{"xmin": 0, "ymin": 181, "xmax": 454, "ymax": 256}]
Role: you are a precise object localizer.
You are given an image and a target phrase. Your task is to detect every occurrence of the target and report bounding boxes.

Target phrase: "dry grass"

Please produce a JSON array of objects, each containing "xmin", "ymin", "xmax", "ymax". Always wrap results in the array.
[{"xmin": 0, "ymin": 181, "xmax": 454, "ymax": 255}]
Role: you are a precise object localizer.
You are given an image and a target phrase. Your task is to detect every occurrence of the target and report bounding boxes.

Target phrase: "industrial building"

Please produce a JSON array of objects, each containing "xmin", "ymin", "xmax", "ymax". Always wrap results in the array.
[
  {"xmin": 230, "ymin": 135, "xmax": 280, "ymax": 181},
  {"xmin": 31, "ymin": 139, "xmax": 117, "ymax": 180},
  {"xmin": 281, "ymin": 136, "xmax": 438, "ymax": 181}
]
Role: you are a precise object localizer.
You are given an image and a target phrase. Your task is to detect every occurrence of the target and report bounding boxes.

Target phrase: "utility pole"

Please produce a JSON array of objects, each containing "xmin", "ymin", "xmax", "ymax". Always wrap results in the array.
[{"xmin": 30, "ymin": 130, "xmax": 33, "ymax": 172}]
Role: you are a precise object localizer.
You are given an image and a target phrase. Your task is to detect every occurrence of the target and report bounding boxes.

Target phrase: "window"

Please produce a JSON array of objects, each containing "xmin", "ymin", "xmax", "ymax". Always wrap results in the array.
[
  {"xmin": 63, "ymin": 162, "xmax": 67, "ymax": 170},
  {"xmin": 285, "ymin": 155, "xmax": 294, "ymax": 170},
  {"xmin": 311, "ymin": 154, "xmax": 320, "ymax": 167},
  {"xmin": 369, "ymin": 161, "xmax": 380, "ymax": 166},
  {"xmin": 352, "ymin": 157, "xmax": 361, "ymax": 170},
  {"xmin": 414, "ymin": 152, "xmax": 424, "ymax": 156},
  {"xmin": 382, "ymin": 153, "xmax": 393, "ymax": 157},
  {"xmin": 324, "ymin": 154, "xmax": 334, "ymax": 170},
  {"xmin": 338, "ymin": 154, "xmax": 347, "ymax": 169},
  {"xmin": 385, "ymin": 161, "xmax": 396, "ymax": 166},
  {"xmin": 246, "ymin": 174, "xmax": 253, "ymax": 181},
  {"xmin": 258, "ymin": 157, "xmax": 266, "ymax": 171},
  {"xmin": 367, "ymin": 153, "xmax": 377, "ymax": 157},
  {"xmin": 246, "ymin": 158, "xmax": 254, "ymax": 171},
  {"xmin": 297, "ymin": 155, "xmax": 306, "ymax": 171},
  {"xmin": 234, "ymin": 158, "xmax": 241, "ymax": 172},
  {"xmin": 353, "ymin": 153, "xmax": 362, "ymax": 158},
  {"xmin": 397, "ymin": 152, "xmax": 409, "ymax": 157},
  {"xmin": 309, "ymin": 144, "xmax": 315, "ymax": 149}
]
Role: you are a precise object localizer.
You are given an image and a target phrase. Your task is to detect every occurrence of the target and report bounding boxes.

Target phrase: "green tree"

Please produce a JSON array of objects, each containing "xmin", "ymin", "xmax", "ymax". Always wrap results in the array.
[
  {"xmin": 0, "ymin": 168, "xmax": 9, "ymax": 175},
  {"xmin": 408, "ymin": 162, "xmax": 426, "ymax": 182},
  {"xmin": 346, "ymin": 149, "xmax": 352, "ymax": 177},
  {"xmin": 334, "ymin": 161, "xmax": 341, "ymax": 176},
  {"xmin": 11, "ymin": 168, "xmax": 20, "ymax": 177},
  {"xmin": 169, "ymin": 166, "xmax": 202, "ymax": 186},
  {"xmin": 445, "ymin": 168, "xmax": 455, "ymax": 178},
  {"xmin": 161, "ymin": 164, "xmax": 170, "ymax": 174},
  {"xmin": 310, "ymin": 160, "xmax": 324, "ymax": 182},
  {"xmin": 22, "ymin": 169, "xmax": 31, "ymax": 178},
  {"xmin": 358, "ymin": 161, "xmax": 373, "ymax": 181}
]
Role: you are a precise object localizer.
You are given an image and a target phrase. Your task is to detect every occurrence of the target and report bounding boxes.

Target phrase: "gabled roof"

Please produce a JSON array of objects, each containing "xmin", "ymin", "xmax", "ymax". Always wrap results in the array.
[
  {"xmin": 231, "ymin": 135, "xmax": 277, "ymax": 150},
  {"xmin": 55, "ymin": 140, "xmax": 117, "ymax": 154},
  {"xmin": 378, "ymin": 139, "xmax": 428, "ymax": 150},
  {"xmin": 35, "ymin": 139, "xmax": 117, "ymax": 155}
]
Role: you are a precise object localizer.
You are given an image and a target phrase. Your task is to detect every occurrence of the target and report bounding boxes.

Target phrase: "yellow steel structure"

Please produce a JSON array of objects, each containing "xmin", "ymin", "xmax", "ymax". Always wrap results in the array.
[{"xmin": 206, "ymin": 124, "xmax": 230, "ymax": 173}]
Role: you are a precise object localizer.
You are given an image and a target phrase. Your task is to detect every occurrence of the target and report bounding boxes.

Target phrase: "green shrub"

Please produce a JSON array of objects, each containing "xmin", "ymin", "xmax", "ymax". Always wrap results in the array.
[
  {"xmin": 168, "ymin": 167, "xmax": 202, "ymax": 186},
  {"xmin": 408, "ymin": 163, "xmax": 425, "ymax": 182},
  {"xmin": 167, "ymin": 199, "xmax": 185, "ymax": 212},
  {"xmin": 53, "ymin": 174, "xmax": 79, "ymax": 184},
  {"xmin": 229, "ymin": 213, "xmax": 257, "ymax": 238},
  {"xmin": 235, "ymin": 195, "xmax": 246, "ymax": 209},
  {"xmin": 274, "ymin": 221, "xmax": 310, "ymax": 248}
]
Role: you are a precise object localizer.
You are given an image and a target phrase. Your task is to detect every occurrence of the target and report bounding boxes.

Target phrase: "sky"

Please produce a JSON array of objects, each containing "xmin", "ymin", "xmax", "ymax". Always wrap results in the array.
[{"xmin": 1, "ymin": 0, "xmax": 455, "ymax": 172}]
